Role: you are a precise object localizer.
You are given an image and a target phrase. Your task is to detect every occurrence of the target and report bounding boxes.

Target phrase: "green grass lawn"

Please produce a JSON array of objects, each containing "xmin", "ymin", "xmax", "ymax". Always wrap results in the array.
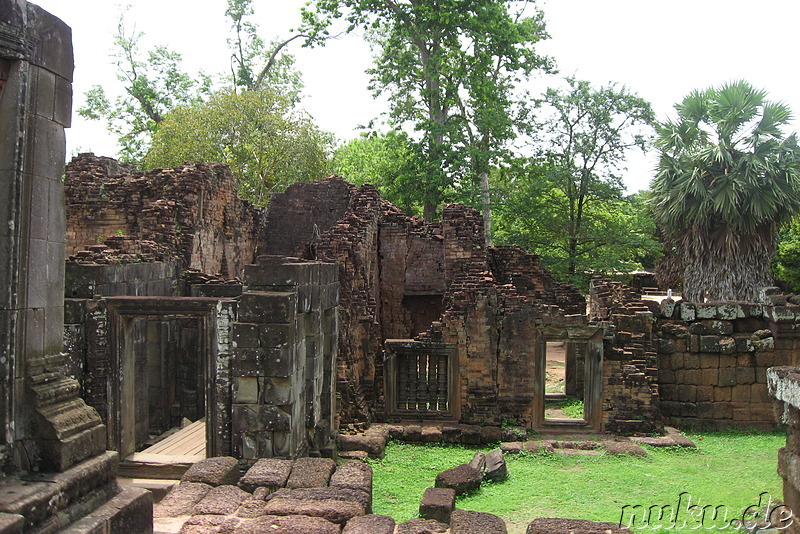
[{"xmin": 369, "ymin": 430, "xmax": 784, "ymax": 534}]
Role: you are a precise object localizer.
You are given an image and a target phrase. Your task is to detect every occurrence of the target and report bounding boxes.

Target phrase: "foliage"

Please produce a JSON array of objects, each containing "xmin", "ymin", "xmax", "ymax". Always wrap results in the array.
[
  {"xmin": 80, "ymin": 2, "xmax": 312, "ymax": 165},
  {"xmin": 509, "ymin": 78, "xmax": 655, "ymax": 280},
  {"xmin": 332, "ymin": 130, "xmax": 432, "ymax": 216},
  {"xmin": 224, "ymin": 0, "xmax": 304, "ymax": 98},
  {"xmin": 775, "ymin": 218, "xmax": 800, "ymax": 292},
  {"xmin": 77, "ymin": 14, "xmax": 211, "ymax": 162},
  {"xmin": 304, "ymin": 0, "xmax": 553, "ymax": 220},
  {"xmin": 371, "ymin": 431, "xmax": 783, "ymax": 532},
  {"xmin": 651, "ymin": 80, "xmax": 800, "ymax": 302},
  {"xmin": 494, "ymin": 160, "xmax": 661, "ymax": 287},
  {"xmin": 144, "ymin": 89, "xmax": 332, "ymax": 206}
]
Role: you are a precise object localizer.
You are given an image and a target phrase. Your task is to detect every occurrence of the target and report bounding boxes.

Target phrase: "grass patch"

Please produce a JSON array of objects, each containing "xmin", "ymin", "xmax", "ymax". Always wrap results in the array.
[
  {"xmin": 370, "ymin": 430, "xmax": 784, "ymax": 534},
  {"xmin": 545, "ymin": 397, "xmax": 585, "ymax": 419}
]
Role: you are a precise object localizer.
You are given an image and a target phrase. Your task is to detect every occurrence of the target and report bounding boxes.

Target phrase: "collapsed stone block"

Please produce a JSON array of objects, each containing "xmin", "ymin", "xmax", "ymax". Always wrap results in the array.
[
  {"xmin": 154, "ymin": 482, "xmax": 213, "ymax": 518},
  {"xmin": 343, "ymin": 514, "xmax": 396, "ymax": 534},
  {"xmin": 182, "ymin": 457, "xmax": 240, "ymax": 487},
  {"xmin": 285, "ymin": 457, "xmax": 336, "ymax": 488},
  {"xmin": 263, "ymin": 488, "xmax": 366, "ymax": 524},
  {"xmin": 419, "ymin": 487, "xmax": 456, "ymax": 524},
  {"xmin": 451, "ymin": 509, "xmax": 508, "ymax": 534},
  {"xmin": 602, "ymin": 440, "xmax": 648, "ymax": 457},
  {"xmin": 395, "ymin": 518, "xmax": 449, "ymax": 534},
  {"xmin": 337, "ymin": 433, "xmax": 386, "ymax": 459},
  {"xmin": 435, "ymin": 464, "xmax": 483, "ymax": 495},
  {"xmin": 483, "ymin": 449, "xmax": 508, "ymax": 482},
  {"xmin": 234, "ymin": 514, "xmax": 341, "ymax": 534},
  {"xmin": 330, "ymin": 460, "xmax": 373, "ymax": 506},
  {"xmin": 192, "ymin": 485, "xmax": 250, "ymax": 515},
  {"xmin": 468, "ymin": 451, "xmax": 486, "ymax": 471},
  {"xmin": 526, "ymin": 518, "xmax": 632, "ymax": 534},
  {"xmin": 239, "ymin": 458, "xmax": 294, "ymax": 492}
]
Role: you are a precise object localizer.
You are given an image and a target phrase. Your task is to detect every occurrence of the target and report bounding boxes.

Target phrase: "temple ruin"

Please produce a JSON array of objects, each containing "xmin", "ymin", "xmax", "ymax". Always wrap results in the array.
[{"xmin": 4, "ymin": 1, "xmax": 800, "ymax": 532}]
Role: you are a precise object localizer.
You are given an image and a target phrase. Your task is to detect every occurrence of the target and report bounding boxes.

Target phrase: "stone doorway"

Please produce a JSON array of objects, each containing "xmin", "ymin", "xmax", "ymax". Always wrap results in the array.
[
  {"xmin": 106, "ymin": 297, "xmax": 222, "ymax": 475},
  {"xmin": 533, "ymin": 328, "xmax": 603, "ymax": 430}
]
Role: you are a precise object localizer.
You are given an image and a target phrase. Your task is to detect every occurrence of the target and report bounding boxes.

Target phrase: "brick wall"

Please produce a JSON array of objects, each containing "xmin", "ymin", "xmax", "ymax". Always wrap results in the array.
[
  {"xmin": 590, "ymin": 278, "xmax": 661, "ymax": 434},
  {"xmin": 65, "ymin": 154, "xmax": 263, "ymax": 278}
]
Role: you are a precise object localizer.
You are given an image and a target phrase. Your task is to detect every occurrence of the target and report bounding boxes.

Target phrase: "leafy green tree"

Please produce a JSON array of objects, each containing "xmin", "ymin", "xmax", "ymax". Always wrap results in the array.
[
  {"xmin": 145, "ymin": 89, "xmax": 332, "ymax": 206},
  {"xmin": 493, "ymin": 159, "xmax": 661, "ymax": 287},
  {"xmin": 651, "ymin": 80, "xmax": 800, "ymax": 302},
  {"xmin": 80, "ymin": 2, "xmax": 311, "ymax": 163},
  {"xmin": 522, "ymin": 78, "xmax": 655, "ymax": 277},
  {"xmin": 225, "ymin": 0, "xmax": 305, "ymax": 98},
  {"xmin": 332, "ymin": 130, "xmax": 428, "ymax": 215},
  {"xmin": 774, "ymin": 218, "xmax": 800, "ymax": 292},
  {"xmin": 78, "ymin": 15, "xmax": 210, "ymax": 162},
  {"xmin": 303, "ymin": 0, "xmax": 552, "ymax": 222}
]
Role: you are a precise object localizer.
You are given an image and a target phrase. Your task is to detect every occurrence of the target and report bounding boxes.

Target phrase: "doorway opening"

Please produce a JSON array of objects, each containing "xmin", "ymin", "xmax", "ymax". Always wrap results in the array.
[
  {"xmin": 533, "ymin": 329, "xmax": 602, "ymax": 430},
  {"xmin": 544, "ymin": 341, "xmax": 585, "ymax": 421},
  {"xmin": 107, "ymin": 297, "xmax": 220, "ymax": 477}
]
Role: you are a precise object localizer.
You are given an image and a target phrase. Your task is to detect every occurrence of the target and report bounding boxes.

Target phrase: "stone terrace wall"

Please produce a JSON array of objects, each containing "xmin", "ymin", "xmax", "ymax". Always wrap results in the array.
[
  {"xmin": 590, "ymin": 279, "xmax": 661, "ymax": 434},
  {"xmin": 656, "ymin": 301, "xmax": 798, "ymax": 430},
  {"xmin": 65, "ymin": 153, "xmax": 263, "ymax": 278}
]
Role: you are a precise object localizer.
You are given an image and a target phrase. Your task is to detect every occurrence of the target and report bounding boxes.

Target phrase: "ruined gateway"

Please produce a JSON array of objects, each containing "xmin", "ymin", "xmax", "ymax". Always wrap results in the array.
[{"xmin": 4, "ymin": 1, "xmax": 800, "ymax": 532}]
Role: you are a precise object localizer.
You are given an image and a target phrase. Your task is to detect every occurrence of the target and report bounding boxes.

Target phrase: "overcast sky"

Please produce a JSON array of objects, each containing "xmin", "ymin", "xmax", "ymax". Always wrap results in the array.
[{"xmin": 32, "ymin": 0, "xmax": 800, "ymax": 193}]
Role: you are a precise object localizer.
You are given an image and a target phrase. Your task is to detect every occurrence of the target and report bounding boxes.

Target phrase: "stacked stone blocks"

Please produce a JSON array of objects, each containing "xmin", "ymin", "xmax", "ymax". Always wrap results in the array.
[{"xmin": 230, "ymin": 256, "xmax": 339, "ymax": 459}]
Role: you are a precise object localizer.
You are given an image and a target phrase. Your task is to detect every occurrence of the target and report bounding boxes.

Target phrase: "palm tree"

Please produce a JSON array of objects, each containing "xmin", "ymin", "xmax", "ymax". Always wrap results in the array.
[{"xmin": 651, "ymin": 81, "xmax": 800, "ymax": 302}]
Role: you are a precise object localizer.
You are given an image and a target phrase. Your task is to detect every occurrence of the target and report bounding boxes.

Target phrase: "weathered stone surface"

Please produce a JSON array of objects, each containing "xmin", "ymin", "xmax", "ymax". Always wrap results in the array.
[
  {"xmin": 665, "ymin": 427, "xmax": 697, "ymax": 448},
  {"xmin": 451, "ymin": 509, "xmax": 508, "ymax": 534},
  {"xmin": 239, "ymin": 458, "xmax": 294, "ymax": 492},
  {"xmin": 527, "ymin": 517, "xmax": 632, "ymax": 534},
  {"xmin": 480, "ymin": 426, "xmax": 503, "ymax": 444},
  {"xmin": 395, "ymin": 518, "xmax": 449, "ymax": 534},
  {"xmin": 419, "ymin": 487, "xmax": 455, "ymax": 524},
  {"xmin": 468, "ymin": 451, "xmax": 486, "ymax": 471},
  {"xmin": 285, "ymin": 457, "xmax": 336, "ymax": 488},
  {"xmin": 435, "ymin": 463, "xmax": 483, "ymax": 495},
  {"xmin": 483, "ymin": 449, "xmax": 507, "ymax": 482},
  {"xmin": 179, "ymin": 514, "xmax": 240, "ymax": 533},
  {"xmin": 343, "ymin": 514, "xmax": 396, "ymax": 534},
  {"xmin": 182, "ymin": 457, "xmax": 240, "ymax": 487},
  {"xmin": 193, "ymin": 485, "xmax": 250, "ymax": 515},
  {"xmin": 602, "ymin": 441, "xmax": 648, "ymax": 457},
  {"xmin": 269, "ymin": 487, "xmax": 371, "ymax": 512},
  {"xmin": 155, "ymin": 482, "xmax": 213, "ymax": 518},
  {"xmin": 236, "ymin": 497, "xmax": 271, "ymax": 519},
  {"xmin": 0, "ymin": 514, "xmax": 24, "ymax": 534},
  {"xmin": 262, "ymin": 496, "xmax": 364, "ymax": 524},
  {"xmin": 330, "ymin": 460, "xmax": 372, "ymax": 503},
  {"xmin": 235, "ymin": 514, "xmax": 341, "ymax": 534},
  {"xmin": 338, "ymin": 434, "xmax": 386, "ymax": 458},
  {"xmin": 501, "ymin": 441, "xmax": 523, "ymax": 454}
]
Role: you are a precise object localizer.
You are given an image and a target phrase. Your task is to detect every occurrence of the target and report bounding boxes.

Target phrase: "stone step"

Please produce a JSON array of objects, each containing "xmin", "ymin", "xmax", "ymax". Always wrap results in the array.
[{"xmin": 0, "ymin": 451, "xmax": 120, "ymax": 530}]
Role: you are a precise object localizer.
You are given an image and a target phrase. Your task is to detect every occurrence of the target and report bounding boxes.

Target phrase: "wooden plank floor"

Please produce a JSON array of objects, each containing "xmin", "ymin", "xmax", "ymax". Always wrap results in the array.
[{"xmin": 122, "ymin": 419, "xmax": 206, "ymax": 477}]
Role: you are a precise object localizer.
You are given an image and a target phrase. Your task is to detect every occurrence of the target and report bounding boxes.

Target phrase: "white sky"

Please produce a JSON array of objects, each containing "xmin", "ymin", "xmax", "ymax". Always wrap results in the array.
[{"xmin": 32, "ymin": 0, "xmax": 800, "ymax": 193}]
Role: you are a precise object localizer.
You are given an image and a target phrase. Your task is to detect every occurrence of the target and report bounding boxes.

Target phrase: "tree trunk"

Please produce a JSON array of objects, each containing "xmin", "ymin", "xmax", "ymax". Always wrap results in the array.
[
  {"xmin": 423, "ymin": 202, "xmax": 437, "ymax": 221},
  {"xmin": 567, "ymin": 237, "xmax": 578, "ymax": 275},
  {"xmin": 681, "ymin": 223, "xmax": 776, "ymax": 302},
  {"xmin": 480, "ymin": 170, "xmax": 492, "ymax": 246}
]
